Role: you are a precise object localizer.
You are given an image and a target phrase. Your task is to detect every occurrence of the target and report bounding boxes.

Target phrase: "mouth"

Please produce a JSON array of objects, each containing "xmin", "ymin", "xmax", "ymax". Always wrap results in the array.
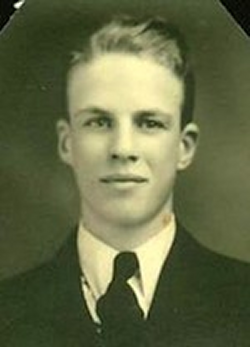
[{"xmin": 100, "ymin": 174, "xmax": 148, "ymax": 184}]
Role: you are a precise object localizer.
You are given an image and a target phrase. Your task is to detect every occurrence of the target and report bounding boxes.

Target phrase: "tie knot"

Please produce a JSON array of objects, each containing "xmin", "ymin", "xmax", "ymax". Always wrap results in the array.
[{"xmin": 113, "ymin": 252, "xmax": 139, "ymax": 281}]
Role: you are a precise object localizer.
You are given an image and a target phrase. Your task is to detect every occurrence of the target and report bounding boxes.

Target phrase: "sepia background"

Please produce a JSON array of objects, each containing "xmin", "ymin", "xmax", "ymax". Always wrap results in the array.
[{"xmin": 0, "ymin": 0, "xmax": 249, "ymax": 279}]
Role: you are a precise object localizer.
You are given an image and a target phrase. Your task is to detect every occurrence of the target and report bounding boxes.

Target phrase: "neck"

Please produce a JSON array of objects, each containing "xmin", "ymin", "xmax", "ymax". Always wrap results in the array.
[{"xmin": 80, "ymin": 207, "xmax": 173, "ymax": 251}]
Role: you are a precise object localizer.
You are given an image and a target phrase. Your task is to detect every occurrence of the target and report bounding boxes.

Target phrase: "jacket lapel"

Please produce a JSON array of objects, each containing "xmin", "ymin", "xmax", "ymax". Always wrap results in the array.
[
  {"xmin": 48, "ymin": 229, "xmax": 100, "ymax": 346},
  {"xmin": 145, "ymin": 224, "xmax": 211, "ymax": 346}
]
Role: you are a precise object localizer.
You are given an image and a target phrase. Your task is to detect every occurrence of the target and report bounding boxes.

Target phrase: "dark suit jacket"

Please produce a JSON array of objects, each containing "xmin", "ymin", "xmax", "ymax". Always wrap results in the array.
[{"xmin": 0, "ymin": 225, "xmax": 250, "ymax": 347}]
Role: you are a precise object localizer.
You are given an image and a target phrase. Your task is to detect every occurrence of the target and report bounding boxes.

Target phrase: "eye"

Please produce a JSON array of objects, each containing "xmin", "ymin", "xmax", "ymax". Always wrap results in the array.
[
  {"xmin": 137, "ymin": 118, "xmax": 166, "ymax": 130},
  {"xmin": 83, "ymin": 116, "xmax": 112, "ymax": 129}
]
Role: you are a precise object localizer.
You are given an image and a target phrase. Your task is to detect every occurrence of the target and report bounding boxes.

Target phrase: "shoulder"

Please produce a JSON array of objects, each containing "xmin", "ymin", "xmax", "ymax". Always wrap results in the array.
[
  {"xmin": 175, "ymin": 224, "xmax": 250, "ymax": 310},
  {"xmin": 187, "ymin": 227, "xmax": 249, "ymax": 271},
  {"xmin": 0, "ymin": 258, "xmax": 57, "ymax": 330},
  {"xmin": 0, "ymin": 230, "xmax": 79, "ymax": 331},
  {"xmin": 176, "ymin": 223, "xmax": 250, "ymax": 272}
]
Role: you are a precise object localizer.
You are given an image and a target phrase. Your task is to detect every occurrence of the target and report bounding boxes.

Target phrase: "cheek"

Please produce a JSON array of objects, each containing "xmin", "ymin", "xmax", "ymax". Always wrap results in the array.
[
  {"xmin": 145, "ymin": 136, "xmax": 181, "ymax": 170},
  {"xmin": 71, "ymin": 135, "xmax": 104, "ymax": 162}
]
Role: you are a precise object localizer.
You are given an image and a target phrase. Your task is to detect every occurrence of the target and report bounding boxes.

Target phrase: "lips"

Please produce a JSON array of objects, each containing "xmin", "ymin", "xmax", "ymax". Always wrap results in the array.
[{"xmin": 100, "ymin": 174, "xmax": 148, "ymax": 183}]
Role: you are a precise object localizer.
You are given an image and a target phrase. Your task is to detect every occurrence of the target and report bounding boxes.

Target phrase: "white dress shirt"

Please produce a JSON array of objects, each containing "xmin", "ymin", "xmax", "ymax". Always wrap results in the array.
[{"xmin": 77, "ymin": 215, "xmax": 176, "ymax": 323}]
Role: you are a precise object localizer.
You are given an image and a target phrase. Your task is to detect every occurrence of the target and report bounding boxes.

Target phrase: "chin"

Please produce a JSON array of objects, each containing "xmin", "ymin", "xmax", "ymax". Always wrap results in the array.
[{"xmin": 104, "ymin": 208, "xmax": 156, "ymax": 229}]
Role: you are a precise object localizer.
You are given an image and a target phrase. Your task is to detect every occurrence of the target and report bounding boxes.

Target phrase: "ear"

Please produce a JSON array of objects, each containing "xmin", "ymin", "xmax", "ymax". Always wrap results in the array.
[
  {"xmin": 177, "ymin": 122, "xmax": 199, "ymax": 171},
  {"xmin": 56, "ymin": 119, "xmax": 74, "ymax": 166}
]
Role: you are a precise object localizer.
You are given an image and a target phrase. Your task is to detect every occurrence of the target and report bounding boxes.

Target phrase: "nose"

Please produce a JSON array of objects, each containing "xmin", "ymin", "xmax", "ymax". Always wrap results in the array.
[{"xmin": 109, "ymin": 122, "xmax": 139, "ymax": 163}]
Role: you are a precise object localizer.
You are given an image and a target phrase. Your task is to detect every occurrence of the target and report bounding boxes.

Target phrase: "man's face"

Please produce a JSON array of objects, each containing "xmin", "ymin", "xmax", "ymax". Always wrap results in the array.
[{"xmin": 57, "ymin": 53, "xmax": 198, "ymax": 232}]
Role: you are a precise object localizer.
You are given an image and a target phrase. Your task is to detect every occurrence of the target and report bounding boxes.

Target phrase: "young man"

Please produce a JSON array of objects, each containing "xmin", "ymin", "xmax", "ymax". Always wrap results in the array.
[{"xmin": 0, "ymin": 16, "xmax": 249, "ymax": 347}]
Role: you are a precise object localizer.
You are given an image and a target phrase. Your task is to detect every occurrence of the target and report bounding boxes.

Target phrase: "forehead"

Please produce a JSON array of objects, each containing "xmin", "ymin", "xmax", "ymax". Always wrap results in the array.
[{"xmin": 67, "ymin": 53, "xmax": 184, "ymax": 116}]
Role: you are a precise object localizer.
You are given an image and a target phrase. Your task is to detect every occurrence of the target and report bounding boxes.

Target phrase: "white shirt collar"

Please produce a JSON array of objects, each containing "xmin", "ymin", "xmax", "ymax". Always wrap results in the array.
[
  {"xmin": 77, "ymin": 226, "xmax": 118, "ymax": 301},
  {"xmin": 77, "ymin": 215, "xmax": 176, "ymax": 316},
  {"xmin": 133, "ymin": 216, "xmax": 175, "ymax": 308}
]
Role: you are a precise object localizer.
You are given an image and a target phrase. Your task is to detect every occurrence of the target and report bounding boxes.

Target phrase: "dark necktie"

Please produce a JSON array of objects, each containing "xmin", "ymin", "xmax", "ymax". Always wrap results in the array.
[{"xmin": 96, "ymin": 252, "xmax": 145, "ymax": 347}]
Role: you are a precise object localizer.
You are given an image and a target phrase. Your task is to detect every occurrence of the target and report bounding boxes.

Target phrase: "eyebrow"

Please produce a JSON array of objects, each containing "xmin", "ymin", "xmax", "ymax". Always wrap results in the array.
[
  {"xmin": 134, "ymin": 110, "xmax": 172, "ymax": 119},
  {"xmin": 74, "ymin": 107, "xmax": 112, "ymax": 118}
]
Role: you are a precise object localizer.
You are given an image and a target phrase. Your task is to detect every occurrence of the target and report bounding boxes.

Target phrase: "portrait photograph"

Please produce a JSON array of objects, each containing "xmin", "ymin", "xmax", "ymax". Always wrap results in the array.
[{"xmin": 0, "ymin": 1, "xmax": 250, "ymax": 346}]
